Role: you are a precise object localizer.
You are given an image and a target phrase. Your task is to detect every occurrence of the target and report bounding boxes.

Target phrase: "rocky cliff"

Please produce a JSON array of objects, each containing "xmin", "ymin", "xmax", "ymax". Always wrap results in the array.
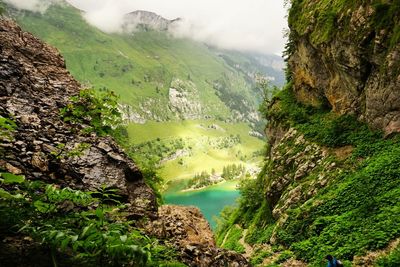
[
  {"xmin": 217, "ymin": 1, "xmax": 400, "ymax": 266},
  {"xmin": 0, "ymin": 19, "xmax": 248, "ymax": 266},
  {"xmin": 288, "ymin": 0, "xmax": 400, "ymax": 135},
  {"xmin": 0, "ymin": 18, "xmax": 156, "ymax": 217}
]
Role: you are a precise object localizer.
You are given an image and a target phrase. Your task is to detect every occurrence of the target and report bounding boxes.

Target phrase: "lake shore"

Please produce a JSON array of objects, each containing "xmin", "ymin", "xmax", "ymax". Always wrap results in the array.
[{"xmin": 179, "ymin": 180, "xmax": 239, "ymax": 193}]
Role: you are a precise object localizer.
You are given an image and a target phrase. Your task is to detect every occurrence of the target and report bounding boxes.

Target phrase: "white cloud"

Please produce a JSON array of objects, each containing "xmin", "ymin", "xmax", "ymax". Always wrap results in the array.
[
  {"xmin": 4, "ymin": 0, "xmax": 61, "ymax": 14},
  {"xmin": 6, "ymin": 0, "xmax": 288, "ymax": 55},
  {"xmin": 67, "ymin": 0, "xmax": 287, "ymax": 55}
]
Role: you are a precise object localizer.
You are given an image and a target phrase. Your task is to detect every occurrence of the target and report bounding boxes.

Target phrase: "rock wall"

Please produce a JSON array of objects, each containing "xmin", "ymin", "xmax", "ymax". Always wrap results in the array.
[
  {"xmin": 288, "ymin": 1, "xmax": 400, "ymax": 135},
  {"xmin": 0, "ymin": 19, "xmax": 156, "ymax": 216}
]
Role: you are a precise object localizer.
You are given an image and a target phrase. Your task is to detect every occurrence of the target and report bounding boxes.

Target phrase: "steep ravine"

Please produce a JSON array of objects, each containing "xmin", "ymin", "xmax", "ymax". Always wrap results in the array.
[{"xmin": 0, "ymin": 19, "xmax": 248, "ymax": 266}]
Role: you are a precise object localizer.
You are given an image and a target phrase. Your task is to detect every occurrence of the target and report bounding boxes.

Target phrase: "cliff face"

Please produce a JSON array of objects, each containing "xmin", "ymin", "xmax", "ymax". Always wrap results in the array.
[
  {"xmin": 217, "ymin": 2, "xmax": 400, "ymax": 266},
  {"xmin": 288, "ymin": 1, "xmax": 400, "ymax": 135},
  {"xmin": 0, "ymin": 19, "xmax": 156, "ymax": 216},
  {"xmin": 0, "ymin": 19, "xmax": 249, "ymax": 266}
]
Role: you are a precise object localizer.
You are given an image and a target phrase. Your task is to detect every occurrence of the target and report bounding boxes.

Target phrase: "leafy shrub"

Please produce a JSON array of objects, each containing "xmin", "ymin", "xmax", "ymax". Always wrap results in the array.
[
  {"xmin": 277, "ymin": 144, "xmax": 400, "ymax": 263},
  {"xmin": 376, "ymin": 245, "xmax": 400, "ymax": 267},
  {"xmin": 60, "ymin": 89, "xmax": 121, "ymax": 136},
  {"xmin": 250, "ymin": 248, "xmax": 273, "ymax": 265},
  {"xmin": 238, "ymin": 176, "xmax": 265, "ymax": 210},
  {"xmin": 275, "ymin": 250, "xmax": 294, "ymax": 264},
  {"xmin": 0, "ymin": 173, "xmax": 181, "ymax": 266},
  {"xmin": 266, "ymin": 85, "xmax": 382, "ymax": 148},
  {"xmin": 220, "ymin": 225, "xmax": 245, "ymax": 253},
  {"xmin": 0, "ymin": 115, "xmax": 16, "ymax": 144}
]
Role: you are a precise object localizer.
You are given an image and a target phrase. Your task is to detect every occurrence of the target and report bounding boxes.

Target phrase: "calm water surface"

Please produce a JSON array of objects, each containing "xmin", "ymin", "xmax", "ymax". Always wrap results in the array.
[{"xmin": 163, "ymin": 182, "xmax": 240, "ymax": 229}]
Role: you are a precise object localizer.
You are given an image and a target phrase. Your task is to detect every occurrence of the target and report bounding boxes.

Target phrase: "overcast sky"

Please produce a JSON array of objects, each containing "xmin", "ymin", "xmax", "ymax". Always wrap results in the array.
[
  {"xmin": 66, "ymin": 0, "xmax": 287, "ymax": 55},
  {"xmin": 6, "ymin": 0, "xmax": 287, "ymax": 55}
]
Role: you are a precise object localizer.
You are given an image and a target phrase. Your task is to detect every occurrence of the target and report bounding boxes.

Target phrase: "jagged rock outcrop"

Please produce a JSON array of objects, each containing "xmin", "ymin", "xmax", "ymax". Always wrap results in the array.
[
  {"xmin": 0, "ymin": 19, "xmax": 248, "ymax": 266},
  {"xmin": 146, "ymin": 206, "xmax": 249, "ymax": 267},
  {"xmin": 288, "ymin": 1, "xmax": 400, "ymax": 135},
  {"xmin": 168, "ymin": 79, "xmax": 202, "ymax": 120},
  {"xmin": 122, "ymin": 10, "xmax": 180, "ymax": 32},
  {"xmin": 0, "ymin": 18, "xmax": 156, "ymax": 216}
]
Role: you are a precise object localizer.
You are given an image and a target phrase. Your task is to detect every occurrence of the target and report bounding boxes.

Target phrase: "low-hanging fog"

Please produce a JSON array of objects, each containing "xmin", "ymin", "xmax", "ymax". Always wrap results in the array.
[{"xmin": 4, "ymin": 0, "xmax": 287, "ymax": 55}]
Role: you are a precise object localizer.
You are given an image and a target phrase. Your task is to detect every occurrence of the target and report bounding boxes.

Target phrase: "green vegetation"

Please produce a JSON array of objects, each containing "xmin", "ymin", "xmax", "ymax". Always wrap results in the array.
[
  {"xmin": 249, "ymin": 247, "xmax": 273, "ymax": 266},
  {"xmin": 0, "ymin": 172, "xmax": 183, "ymax": 266},
  {"xmin": 126, "ymin": 120, "xmax": 264, "ymax": 182},
  {"xmin": 288, "ymin": 0, "xmax": 400, "ymax": 48},
  {"xmin": 60, "ymin": 89, "xmax": 122, "ymax": 136},
  {"xmin": 183, "ymin": 163, "xmax": 247, "ymax": 190},
  {"xmin": 127, "ymin": 138, "xmax": 185, "ymax": 170},
  {"xmin": 376, "ymin": 244, "xmax": 400, "ymax": 266},
  {"xmin": 185, "ymin": 171, "xmax": 213, "ymax": 189},
  {"xmin": 12, "ymin": 3, "xmax": 268, "ymax": 122},
  {"xmin": 219, "ymin": 225, "xmax": 245, "ymax": 254},
  {"xmin": 267, "ymin": 84, "xmax": 381, "ymax": 148},
  {"xmin": 221, "ymin": 164, "xmax": 246, "ymax": 180},
  {"xmin": 216, "ymin": 84, "xmax": 400, "ymax": 266},
  {"xmin": 0, "ymin": 115, "xmax": 16, "ymax": 140}
]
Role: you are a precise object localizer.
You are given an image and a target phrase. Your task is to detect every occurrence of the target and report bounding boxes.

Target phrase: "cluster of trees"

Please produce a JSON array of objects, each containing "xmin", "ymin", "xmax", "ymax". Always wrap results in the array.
[
  {"xmin": 210, "ymin": 134, "xmax": 241, "ymax": 149},
  {"xmin": 186, "ymin": 171, "xmax": 215, "ymax": 189},
  {"xmin": 221, "ymin": 164, "xmax": 246, "ymax": 180},
  {"xmin": 185, "ymin": 164, "xmax": 248, "ymax": 190},
  {"xmin": 130, "ymin": 138, "xmax": 185, "ymax": 168}
]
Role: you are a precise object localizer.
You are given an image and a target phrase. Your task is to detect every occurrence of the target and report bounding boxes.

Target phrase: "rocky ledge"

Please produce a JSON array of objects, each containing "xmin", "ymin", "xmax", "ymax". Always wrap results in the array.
[{"xmin": 146, "ymin": 205, "xmax": 248, "ymax": 267}]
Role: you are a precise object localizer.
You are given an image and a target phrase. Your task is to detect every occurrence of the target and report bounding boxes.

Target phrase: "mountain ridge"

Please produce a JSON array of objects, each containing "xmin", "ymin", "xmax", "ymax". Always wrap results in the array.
[
  {"xmin": 6, "ymin": 1, "xmax": 283, "ymax": 126},
  {"xmin": 123, "ymin": 10, "xmax": 181, "ymax": 32}
]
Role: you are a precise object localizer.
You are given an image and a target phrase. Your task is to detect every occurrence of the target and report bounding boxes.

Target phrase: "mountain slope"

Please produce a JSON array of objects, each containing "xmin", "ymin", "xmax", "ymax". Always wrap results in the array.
[
  {"xmin": 217, "ymin": 1, "xmax": 400, "ymax": 266},
  {"xmin": 7, "ymin": 2, "xmax": 282, "ymax": 125},
  {"xmin": 4, "ymin": 2, "xmax": 276, "ymax": 183}
]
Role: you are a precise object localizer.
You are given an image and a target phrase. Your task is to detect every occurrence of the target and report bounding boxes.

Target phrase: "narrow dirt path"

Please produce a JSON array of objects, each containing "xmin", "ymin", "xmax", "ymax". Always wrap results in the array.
[
  {"xmin": 353, "ymin": 238, "xmax": 400, "ymax": 266},
  {"xmin": 238, "ymin": 227, "xmax": 254, "ymax": 259},
  {"xmin": 220, "ymin": 227, "xmax": 232, "ymax": 247}
]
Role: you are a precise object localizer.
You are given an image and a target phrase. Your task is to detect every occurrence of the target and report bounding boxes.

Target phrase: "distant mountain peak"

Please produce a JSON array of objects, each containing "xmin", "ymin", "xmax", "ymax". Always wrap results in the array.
[{"xmin": 122, "ymin": 10, "xmax": 180, "ymax": 32}]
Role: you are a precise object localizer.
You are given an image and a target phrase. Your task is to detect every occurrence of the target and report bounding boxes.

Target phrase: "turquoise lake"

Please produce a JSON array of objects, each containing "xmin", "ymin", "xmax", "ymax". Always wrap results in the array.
[{"xmin": 164, "ymin": 182, "xmax": 240, "ymax": 229}]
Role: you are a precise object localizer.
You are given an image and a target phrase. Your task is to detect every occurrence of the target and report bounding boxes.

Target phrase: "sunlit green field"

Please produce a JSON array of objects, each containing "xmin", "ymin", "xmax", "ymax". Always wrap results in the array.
[{"xmin": 127, "ymin": 120, "xmax": 265, "ymax": 181}]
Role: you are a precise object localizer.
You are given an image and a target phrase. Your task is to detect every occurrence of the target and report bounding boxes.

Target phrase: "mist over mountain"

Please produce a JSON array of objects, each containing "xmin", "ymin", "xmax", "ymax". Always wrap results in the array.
[
  {"xmin": 122, "ymin": 10, "xmax": 181, "ymax": 32},
  {"xmin": 3, "ymin": 0, "xmax": 287, "ymax": 55}
]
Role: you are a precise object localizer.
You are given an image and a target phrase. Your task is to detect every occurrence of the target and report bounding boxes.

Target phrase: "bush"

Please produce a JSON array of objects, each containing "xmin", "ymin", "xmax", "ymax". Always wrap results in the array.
[
  {"xmin": 220, "ymin": 225, "xmax": 245, "ymax": 253},
  {"xmin": 250, "ymin": 248, "xmax": 273, "ymax": 265},
  {"xmin": 0, "ymin": 173, "xmax": 181, "ymax": 266},
  {"xmin": 60, "ymin": 89, "xmax": 121, "ymax": 136},
  {"xmin": 376, "ymin": 245, "xmax": 400, "ymax": 267},
  {"xmin": 266, "ymin": 85, "xmax": 382, "ymax": 148},
  {"xmin": 277, "ymin": 144, "xmax": 400, "ymax": 263}
]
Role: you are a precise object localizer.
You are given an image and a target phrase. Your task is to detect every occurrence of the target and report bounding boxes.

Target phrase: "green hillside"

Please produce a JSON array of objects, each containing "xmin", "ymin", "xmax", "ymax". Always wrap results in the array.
[
  {"xmin": 5, "ymin": 2, "xmax": 277, "ymax": 188},
  {"xmin": 125, "ymin": 120, "xmax": 264, "ymax": 181},
  {"xmin": 10, "ymin": 3, "xmax": 277, "ymax": 123}
]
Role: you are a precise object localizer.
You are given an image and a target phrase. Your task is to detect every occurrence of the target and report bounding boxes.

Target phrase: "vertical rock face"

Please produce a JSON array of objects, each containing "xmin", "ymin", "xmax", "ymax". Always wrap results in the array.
[
  {"xmin": 288, "ymin": 1, "xmax": 400, "ymax": 135},
  {"xmin": 0, "ymin": 19, "xmax": 156, "ymax": 216}
]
